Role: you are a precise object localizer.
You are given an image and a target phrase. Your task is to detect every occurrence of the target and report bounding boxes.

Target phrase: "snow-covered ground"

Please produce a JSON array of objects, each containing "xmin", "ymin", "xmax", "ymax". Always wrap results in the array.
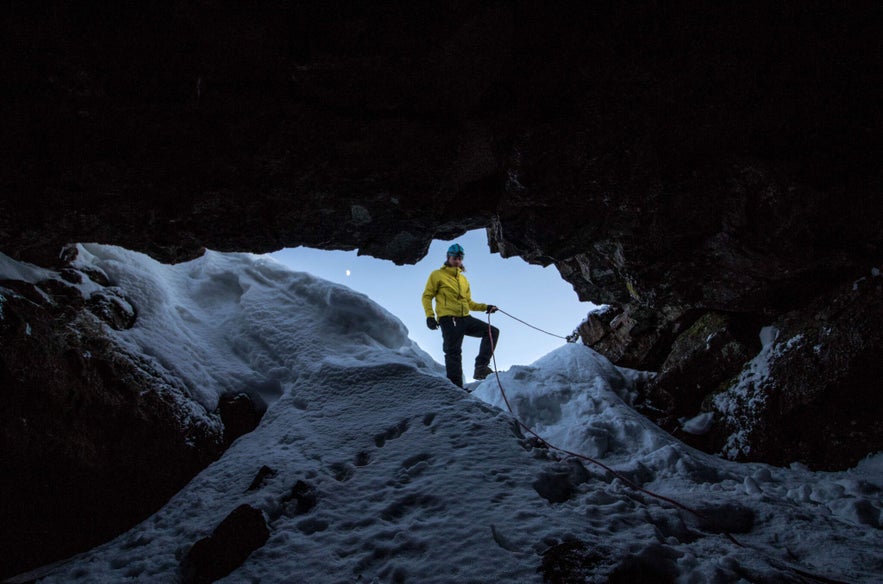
[{"xmin": 2, "ymin": 245, "xmax": 881, "ymax": 583}]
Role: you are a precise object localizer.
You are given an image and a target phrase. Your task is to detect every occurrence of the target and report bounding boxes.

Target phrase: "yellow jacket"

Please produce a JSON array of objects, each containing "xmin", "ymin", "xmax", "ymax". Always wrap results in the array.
[{"xmin": 422, "ymin": 265, "xmax": 488, "ymax": 318}]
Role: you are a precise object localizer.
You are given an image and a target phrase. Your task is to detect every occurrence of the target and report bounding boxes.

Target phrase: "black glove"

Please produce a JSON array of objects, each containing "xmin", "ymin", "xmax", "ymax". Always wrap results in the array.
[
  {"xmin": 485, "ymin": 305, "xmax": 498, "ymax": 314},
  {"xmin": 426, "ymin": 317, "xmax": 439, "ymax": 330}
]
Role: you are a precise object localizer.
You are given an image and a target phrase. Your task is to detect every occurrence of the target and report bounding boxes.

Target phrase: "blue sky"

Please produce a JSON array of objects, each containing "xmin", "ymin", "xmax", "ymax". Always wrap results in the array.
[{"xmin": 268, "ymin": 229, "xmax": 597, "ymax": 381}]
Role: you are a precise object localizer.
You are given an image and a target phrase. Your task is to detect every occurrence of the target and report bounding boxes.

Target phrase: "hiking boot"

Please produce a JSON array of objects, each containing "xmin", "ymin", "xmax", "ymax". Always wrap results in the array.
[{"xmin": 473, "ymin": 365, "xmax": 493, "ymax": 380}]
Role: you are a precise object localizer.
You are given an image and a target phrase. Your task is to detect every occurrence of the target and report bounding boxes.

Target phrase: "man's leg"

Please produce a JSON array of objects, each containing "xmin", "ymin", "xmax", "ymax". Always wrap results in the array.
[
  {"xmin": 461, "ymin": 316, "xmax": 499, "ymax": 375},
  {"xmin": 439, "ymin": 317, "xmax": 466, "ymax": 387}
]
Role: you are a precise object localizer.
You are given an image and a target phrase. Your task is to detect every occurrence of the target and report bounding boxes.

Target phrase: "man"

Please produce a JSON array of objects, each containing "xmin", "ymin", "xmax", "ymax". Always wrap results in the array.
[{"xmin": 422, "ymin": 243, "xmax": 499, "ymax": 388}]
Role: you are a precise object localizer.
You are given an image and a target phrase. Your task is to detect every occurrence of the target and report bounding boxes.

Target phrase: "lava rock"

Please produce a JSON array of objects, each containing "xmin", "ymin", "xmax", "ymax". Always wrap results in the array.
[
  {"xmin": 639, "ymin": 312, "xmax": 760, "ymax": 432},
  {"xmin": 86, "ymin": 288, "xmax": 137, "ymax": 330},
  {"xmin": 607, "ymin": 544, "xmax": 680, "ymax": 584},
  {"xmin": 217, "ymin": 392, "xmax": 266, "ymax": 447},
  {"xmin": 246, "ymin": 466, "xmax": 278, "ymax": 492},
  {"xmin": 0, "ymin": 277, "xmax": 224, "ymax": 579},
  {"xmin": 181, "ymin": 504, "xmax": 270, "ymax": 584},
  {"xmin": 532, "ymin": 460, "xmax": 589, "ymax": 504},
  {"xmin": 579, "ymin": 304, "xmax": 695, "ymax": 371},
  {"xmin": 539, "ymin": 540, "xmax": 606, "ymax": 583},
  {"xmin": 710, "ymin": 272, "xmax": 883, "ymax": 470},
  {"xmin": 577, "ymin": 306, "xmax": 620, "ymax": 346}
]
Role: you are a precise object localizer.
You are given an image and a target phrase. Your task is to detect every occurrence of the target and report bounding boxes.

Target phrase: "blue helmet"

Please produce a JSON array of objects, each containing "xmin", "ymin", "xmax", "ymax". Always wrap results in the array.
[{"xmin": 447, "ymin": 243, "xmax": 465, "ymax": 258}]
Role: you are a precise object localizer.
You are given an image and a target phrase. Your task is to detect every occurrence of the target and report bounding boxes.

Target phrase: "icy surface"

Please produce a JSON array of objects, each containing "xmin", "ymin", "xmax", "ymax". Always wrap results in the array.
[{"xmin": 2, "ymin": 246, "xmax": 881, "ymax": 583}]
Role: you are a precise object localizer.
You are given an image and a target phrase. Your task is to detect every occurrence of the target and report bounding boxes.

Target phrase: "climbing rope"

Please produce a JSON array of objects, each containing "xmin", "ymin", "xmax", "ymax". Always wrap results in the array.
[
  {"xmin": 495, "ymin": 308, "xmax": 581, "ymax": 343},
  {"xmin": 484, "ymin": 312, "xmax": 740, "ymax": 541},
  {"xmin": 484, "ymin": 312, "xmax": 850, "ymax": 583}
]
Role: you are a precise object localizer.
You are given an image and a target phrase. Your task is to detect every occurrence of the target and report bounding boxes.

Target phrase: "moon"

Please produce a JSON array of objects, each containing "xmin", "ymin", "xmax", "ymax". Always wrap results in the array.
[{"xmin": 345, "ymin": 269, "xmax": 351, "ymax": 277}]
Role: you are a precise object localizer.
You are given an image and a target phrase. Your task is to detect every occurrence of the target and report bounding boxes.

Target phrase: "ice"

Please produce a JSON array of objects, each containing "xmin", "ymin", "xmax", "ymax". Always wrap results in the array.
[{"xmin": 0, "ymin": 246, "xmax": 880, "ymax": 583}]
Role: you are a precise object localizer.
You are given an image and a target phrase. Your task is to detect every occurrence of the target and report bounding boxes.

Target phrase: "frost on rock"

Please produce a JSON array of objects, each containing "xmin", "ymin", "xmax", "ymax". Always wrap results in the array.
[{"xmin": 713, "ymin": 326, "xmax": 805, "ymax": 459}]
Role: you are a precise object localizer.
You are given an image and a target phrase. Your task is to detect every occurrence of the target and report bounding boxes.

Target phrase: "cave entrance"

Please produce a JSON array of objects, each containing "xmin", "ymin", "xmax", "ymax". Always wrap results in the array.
[{"xmin": 268, "ymin": 229, "xmax": 596, "ymax": 380}]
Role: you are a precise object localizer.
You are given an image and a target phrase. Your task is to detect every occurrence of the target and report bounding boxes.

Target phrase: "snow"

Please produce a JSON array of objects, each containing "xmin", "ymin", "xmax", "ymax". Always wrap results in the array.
[
  {"xmin": 712, "ymin": 327, "xmax": 806, "ymax": 459},
  {"xmin": 680, "ymin": 412, "xmax": 714, "ymax": 435},
  {"xmin": 2, "ymin": 246, "xmax": 882, "ymax": 583},
  {"xmin": 0, "ymin": 251, "xmax": 56, "ymax": 283},
  {"xmin": 67, "ymin": 244, "xmax": 439, "ymax": 414},
  {"xmin": 471, "ymin": 346, "xmax": 664, "ymax": 463}
]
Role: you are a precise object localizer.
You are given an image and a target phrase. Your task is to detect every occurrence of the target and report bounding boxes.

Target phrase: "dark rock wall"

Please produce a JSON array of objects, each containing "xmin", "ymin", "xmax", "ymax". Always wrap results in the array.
[
  {"xmin": 0, "ymin": 270, "xmax": 225, "ymax": 578},
  {"xmin": 3, "ymin": 2, "xmax": 880, "ymax": 275},
  {"xmin": 710, "ymin": 272, "xmax": 883, "ymax": 469}
]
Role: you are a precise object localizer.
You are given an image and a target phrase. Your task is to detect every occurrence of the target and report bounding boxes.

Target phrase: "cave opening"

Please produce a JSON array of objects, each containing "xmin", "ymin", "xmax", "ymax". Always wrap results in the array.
[{"xmin": 268, "ymin": 229, "xmax": 597, "ymax": 381}]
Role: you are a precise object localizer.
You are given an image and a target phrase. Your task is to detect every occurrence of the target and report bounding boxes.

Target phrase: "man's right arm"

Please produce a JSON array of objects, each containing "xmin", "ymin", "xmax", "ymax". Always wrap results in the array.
[{"xmin": 421, "ymin": 272, "xmax": 437, "ymax": 318}]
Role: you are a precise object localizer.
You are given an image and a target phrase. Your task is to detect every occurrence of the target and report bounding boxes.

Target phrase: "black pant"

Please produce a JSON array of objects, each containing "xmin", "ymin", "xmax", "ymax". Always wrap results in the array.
[{"xmin": 439, "ymin": 315, "xmax": 499, "ymax": 387}]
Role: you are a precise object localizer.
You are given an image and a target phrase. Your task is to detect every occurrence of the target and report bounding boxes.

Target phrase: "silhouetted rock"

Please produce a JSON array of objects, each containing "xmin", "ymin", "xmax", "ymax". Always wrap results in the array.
[
  {"xmin": 607, "ymin": 544, "xmax": 679, "ymax": 584},
  {"xmin": 181, "ymin": 504, "xmax": 269, "ymax": 584},
  {"xmin": 539, "ymin": 540, "xmax": 605, "ymax": 583},
  {"xmin": 246, "ymin": 466, "xmax": 278, "ymax": 492},
  {"xmin": 217, "ymin": 392, "xmax": 265, "ymax": 447}
]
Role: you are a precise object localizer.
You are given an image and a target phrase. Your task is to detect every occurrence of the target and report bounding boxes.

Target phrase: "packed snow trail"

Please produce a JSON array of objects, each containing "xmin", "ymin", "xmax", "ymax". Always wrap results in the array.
[{"xmin": 1, "ymin": 245, "xmax": 880, "ymax": 583}]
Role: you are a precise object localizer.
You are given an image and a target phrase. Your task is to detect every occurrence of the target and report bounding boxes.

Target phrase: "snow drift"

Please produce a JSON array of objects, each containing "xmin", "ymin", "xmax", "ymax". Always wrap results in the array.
[{"xmin": 2, "ymin": 245, "xmax": 881, "ymax": 583}]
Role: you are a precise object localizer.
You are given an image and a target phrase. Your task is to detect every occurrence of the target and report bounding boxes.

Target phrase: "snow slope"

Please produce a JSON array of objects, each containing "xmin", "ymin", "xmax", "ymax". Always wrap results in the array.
[{"xmin": 2, "ymin": 245, "xmax": 881, "ymax": 583}]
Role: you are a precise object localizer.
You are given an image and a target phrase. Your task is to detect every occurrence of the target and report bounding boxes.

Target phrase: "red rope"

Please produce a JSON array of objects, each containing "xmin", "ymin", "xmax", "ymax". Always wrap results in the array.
[
  {"xmin": 484, "ymin": 312, "xmax": 851, "ymax": 583},
  {"xmin": 483, "ymin": 313, "xmax": 743, "ymax": 542}
]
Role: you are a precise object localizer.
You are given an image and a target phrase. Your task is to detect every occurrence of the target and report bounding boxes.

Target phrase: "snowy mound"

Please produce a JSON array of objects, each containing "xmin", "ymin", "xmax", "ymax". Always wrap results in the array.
[
  {"xmin": 3, "ymin": 246, "xmax": 881, "ymax": 583},
  {"xmin": 472, "ymin": 344, "xmax": 667, "ymax": 462},
  {"xmin": 69, "ymin": 244, "xmax": 444, "ymax": 413}
]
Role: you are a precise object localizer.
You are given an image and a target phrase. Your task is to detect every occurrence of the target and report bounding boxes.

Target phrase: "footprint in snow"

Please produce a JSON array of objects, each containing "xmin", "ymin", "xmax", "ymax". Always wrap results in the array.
[
  {"xmin": 394, "ymin": 453, "xmax": 432, "ymax": 483},
  {"xmin": 328, "ymin": 462, "xmax": 354, "ymax": 482},
  {"xmin": 374, "ymin": 419, "xmax": 409, "ymax": 448},
  {"xmin": 380, "ymin": 493, "xmax": 444, "ymax": 521}
]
